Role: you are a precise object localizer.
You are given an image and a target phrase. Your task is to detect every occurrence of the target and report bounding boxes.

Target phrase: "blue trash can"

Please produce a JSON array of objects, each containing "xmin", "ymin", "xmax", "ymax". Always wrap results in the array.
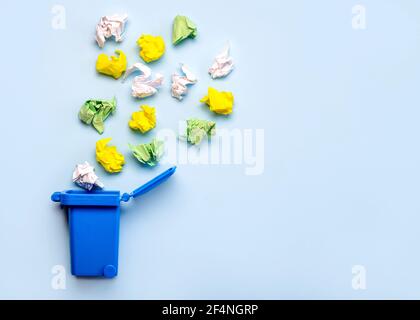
[{"xmin": 51, "ymin": 166, "xmax": 176, "ymax": 278}]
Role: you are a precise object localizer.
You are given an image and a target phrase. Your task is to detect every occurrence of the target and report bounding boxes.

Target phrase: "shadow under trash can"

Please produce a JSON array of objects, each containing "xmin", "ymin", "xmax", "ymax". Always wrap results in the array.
[{"xmin": 51, "ymin": 166, "xmax": 176, "ymax": 278}]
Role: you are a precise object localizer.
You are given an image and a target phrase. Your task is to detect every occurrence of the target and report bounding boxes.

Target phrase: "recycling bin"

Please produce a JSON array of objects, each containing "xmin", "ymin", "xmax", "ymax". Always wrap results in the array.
[{"xmin": 51, "ymin": 166, "xmax": 176, "ymax": 278}]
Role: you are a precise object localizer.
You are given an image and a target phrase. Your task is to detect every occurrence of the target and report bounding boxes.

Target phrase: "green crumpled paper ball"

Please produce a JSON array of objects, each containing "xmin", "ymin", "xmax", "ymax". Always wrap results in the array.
[
  {"xmin": 186, "ymin": 119, "xmax": 216, "ymax": 145},
  {"xmin": 172, "ymin": 15, "xmax": 197, "ymax": 45},
  {"xmin": 78, "ymin": 97, "xmax": 116, "ymax": 134},
  {"xmin": 129, "ymin": 139, "xmax": 164, "ymax": 166}
]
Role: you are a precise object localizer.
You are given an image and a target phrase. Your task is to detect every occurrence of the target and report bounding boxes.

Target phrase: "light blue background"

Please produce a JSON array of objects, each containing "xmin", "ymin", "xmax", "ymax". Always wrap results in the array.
[{"xmin": 1, "ymin": 0, "xmax": 420, "ymax": 299}]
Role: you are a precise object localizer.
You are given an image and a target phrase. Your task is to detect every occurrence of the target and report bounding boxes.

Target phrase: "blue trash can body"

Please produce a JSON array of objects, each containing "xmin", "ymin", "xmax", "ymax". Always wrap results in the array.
[
  {"xmin": 51, "ymin": 166, "xmax": 176, "ymax": 279},
  {"xmin": 53, "ymin": 190, "xmax": 121, "ymax": 278}
]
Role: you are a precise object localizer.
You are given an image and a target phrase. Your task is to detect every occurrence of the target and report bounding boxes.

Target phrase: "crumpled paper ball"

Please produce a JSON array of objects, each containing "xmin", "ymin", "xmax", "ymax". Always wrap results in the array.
[
  {"xmin": 96, "ymin": 138, "xmax": 125, "ymax": 173},
  {"xmin": 200, "ymin": 87, "xmax": 234, "ymax": 115},
  {"xmin": 96, "ymin": 50, "xmax": 127, "ymax": 79},
  {"xmin": 137, "ymin": 34, "xmax": 165, "ymax": 63},
  {"xmin": 128, "ymin": 105, "xmax": 156, "ymax": 133}
]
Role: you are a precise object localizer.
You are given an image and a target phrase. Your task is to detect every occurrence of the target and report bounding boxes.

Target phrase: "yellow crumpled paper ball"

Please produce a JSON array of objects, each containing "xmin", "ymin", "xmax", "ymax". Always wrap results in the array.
[
  {"xmin": 137, "ymin": 34, "xmax": 165, "ymax": 63},
  {"xmin": 96, "ymin": 138, "xmax": 125, "ymax": 173},
  {"xmin": 96, "ymin": 50, "xmax": 127, "ymax": 79},
  {"xmin": 200, "ymin": 87, "xmax": 234, "ymax": 115},
  {"xmin": 128, "ymin": 105, "xmax": 156, "ymax": 133}
]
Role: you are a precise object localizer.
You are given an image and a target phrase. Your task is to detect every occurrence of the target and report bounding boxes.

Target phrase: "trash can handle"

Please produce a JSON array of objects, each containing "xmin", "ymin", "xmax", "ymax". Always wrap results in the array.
[
  {"xmin": 121, "ymin": 166, "xmax": 176, "ymax": 202},
  {"xmin": 51, "ymin": 192, "xmax": 62, "ymax": 202}
]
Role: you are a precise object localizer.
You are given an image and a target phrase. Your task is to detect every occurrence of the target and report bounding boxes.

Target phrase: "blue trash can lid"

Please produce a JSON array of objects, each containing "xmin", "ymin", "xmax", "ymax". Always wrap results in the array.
[
  {"xmin": 51, "ymin": 166, "xmax": 176, "ymax": 205},
  {"xmin": 121, "ymin": 166, "xmax": 176, "ymax": 202}
]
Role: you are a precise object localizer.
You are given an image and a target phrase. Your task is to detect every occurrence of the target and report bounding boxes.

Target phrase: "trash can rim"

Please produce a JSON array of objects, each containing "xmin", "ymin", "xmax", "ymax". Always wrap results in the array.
[{"xmin": 51, "ymin": 190, "xmax": 121, "ymax": 207}]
